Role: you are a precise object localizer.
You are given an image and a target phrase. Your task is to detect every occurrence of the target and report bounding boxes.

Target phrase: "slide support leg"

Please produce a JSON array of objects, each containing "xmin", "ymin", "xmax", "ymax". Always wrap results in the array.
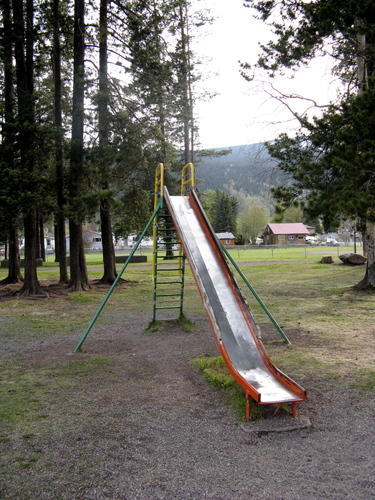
[
  {"xmin": 245, "ymin": 393, "xmax": 252, "ymax": 421},
  {"xmin": 291, "ymin": 402, "xmax": 298, "ymax": 418}
]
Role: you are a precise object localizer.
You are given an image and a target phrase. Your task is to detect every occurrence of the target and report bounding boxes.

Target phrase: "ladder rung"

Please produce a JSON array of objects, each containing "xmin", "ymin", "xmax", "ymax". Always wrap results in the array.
[
  {"xmin": 155, "ymin": 306, "xmax": 181, "ymax": 310},
  {"xmin": 156, "ymin": 293, "xmax": 182, "ymax": 297},
  {"xmin": 156, "ymin": 280, "xmax": 183, "ymax": 285},
  {"xmin": 157, "ymin": 268, "xmax": 183, "ymax": 272},
  {"xmin": 156, "ymin": 255, "xmax": 179, "ymax": 259}
]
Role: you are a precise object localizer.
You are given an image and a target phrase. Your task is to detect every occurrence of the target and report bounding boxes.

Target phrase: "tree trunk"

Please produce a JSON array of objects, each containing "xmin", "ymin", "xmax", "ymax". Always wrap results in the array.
[
  {"xmin": 0, "ymin": 226, "xmax": 22, "ymax": 285},
  {"xmin": 187, "ymin": 48, "xmax": 194, "ymax": 164},
  {"xmin": 68, "ymin": 0, "xmax": 89, "ymax": 291},
  {"xmin": 179, "ymin": 4, "xmax": 190, "ymax": 164},
  {"xmin": 0, "ymin": 0, "xmax": 23, "ymax": 285},
  {"xmin": 362, "ymin": 230, "xmax": 368, "ymax": 257},
  {"xmin": 39, "ymin": 216, "xmax": 45, "ymax": 262},
  {"xmin": 178, "ymin": 3, "xmax": 194, "ymax": 165},
  {"xmin": 54, "ymin": 223, "xmax": 60, "ymax": 262},
  {"xmin": 100, "ymin": 199, "xmax": 117, "ymax": 283},
  {"xmin": 164, "ymin": 238, "xmax": 175, "ymax": 259},
  {"xmin": 354, "ymin": 221, "xmax": 375, "ymax": 290},
  {"xmin": 98, "ymin": 0, "xmax": 116, "ymax": 284},
  {"xmin": 35, "ymin": 213, "xmax": 41, "ymax": 259},
  {"xmin": 52, "ymin": 0, "xmax": 68, "ymax": 283},
  {"xmin": 69, "ymin": 220, "xmax": 89, "ymax": 290},
  {"xmin": 13, "ymin": 0, "xmax": 43, "ymax": 296},
  {"xmin": 22, "ymin": 211, "xmax": 44, "ymax": 295},
  {"xmin": 353, "ymin": 33, "xmax": 374, "ymax": 290}
]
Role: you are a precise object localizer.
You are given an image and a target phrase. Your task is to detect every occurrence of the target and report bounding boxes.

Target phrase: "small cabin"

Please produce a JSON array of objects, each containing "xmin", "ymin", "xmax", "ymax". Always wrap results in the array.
[
  {"xmin": 83, "ymin": 229, "xmax": 102, "ymax": 250},
  {"xmin": 216, "ymin": 232, "xmax": 236, "ymax": 247},
  {"xmin": 262, "ymin": 223, "xmax": 310, "ymax": 245}
]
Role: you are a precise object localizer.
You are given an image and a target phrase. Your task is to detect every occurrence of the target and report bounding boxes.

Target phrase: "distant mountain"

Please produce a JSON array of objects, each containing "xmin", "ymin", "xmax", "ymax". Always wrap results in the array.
[{"xmin": 195, "ymin": 143, "xmax": 286, "ymax": 201}]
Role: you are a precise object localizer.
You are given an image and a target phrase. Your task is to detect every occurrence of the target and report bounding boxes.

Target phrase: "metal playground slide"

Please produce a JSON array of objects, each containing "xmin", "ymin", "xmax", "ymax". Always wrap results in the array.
[{"xmin": 164, "ymin": 187, "xmax": 307, "ymax": 418}]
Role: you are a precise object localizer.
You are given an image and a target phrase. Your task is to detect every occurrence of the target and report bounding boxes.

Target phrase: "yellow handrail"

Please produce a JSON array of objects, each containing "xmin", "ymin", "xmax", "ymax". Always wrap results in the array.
[
  {"xmin": 154, "ymin": 162, "xmax": 164, "ymax": 209},
  {"xmin": 179, "ymin": 163, "xmax": 195, "ymax": 275},
  {"xmin": 180, "ymin": 162, "xmax": 195, "ymax": 195}
]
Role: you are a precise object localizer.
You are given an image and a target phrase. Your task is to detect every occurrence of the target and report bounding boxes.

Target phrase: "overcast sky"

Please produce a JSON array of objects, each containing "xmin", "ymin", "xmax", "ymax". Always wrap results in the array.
[{"xmin": 193, "ymin": 0, "xmax": 339, "ymax": 149}]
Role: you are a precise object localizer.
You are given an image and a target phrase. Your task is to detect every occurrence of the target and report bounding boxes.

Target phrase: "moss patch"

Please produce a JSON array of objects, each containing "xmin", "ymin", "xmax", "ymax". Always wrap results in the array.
[
  {"xmin": 177, "ymin": 314, "xmax": 194, "ymax": 332},
  {"xmin": 146, "ymin": 314, "xmax": 194, "ymax": 333},
  {"xmin": 191, "ymin": 355, "xmax": 262, "ymax": 420},
  {"xmin": 352, "ymin": 369, "xmax": 375, "ymax": 391}
]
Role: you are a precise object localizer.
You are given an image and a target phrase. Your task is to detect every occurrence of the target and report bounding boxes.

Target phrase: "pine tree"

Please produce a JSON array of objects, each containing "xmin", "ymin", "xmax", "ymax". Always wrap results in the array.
[
  {"xmin": 208, "ymin": 191, "xmax": 238, "ymax": 234},
  {"xmin": 126, "ymin": 0, "xmax": 176, "ymax": 165},
  {"xmin": 172, "ymin": 0, "xmax": 195, "ymax": 164},
  {"xmin": 13, "ymin": 0, "xmax": 44, "ymax": 296},
  {"xmin": 0, "ymin": 0, "xmax": 23, "ymax": 284},
  {"xmin": 68, "ymin": 0, "xmax": 89, "ymax": 291},
  {"xmin": 97, "ymin": 0, "xmax": 117, "ymax": 284},
  {"xmin": 52, "ymin": 0, "xmax": 69, "ymax": 284}
]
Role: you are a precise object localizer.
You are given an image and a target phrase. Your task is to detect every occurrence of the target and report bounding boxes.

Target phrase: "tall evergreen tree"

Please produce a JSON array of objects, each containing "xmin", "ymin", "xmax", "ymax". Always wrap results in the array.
[
  {"xmin": 206, "ymin": 190, "xmax": 238, "ymax": 234},
  {"xmin": 13, "ymin": 0, "xmax": 44, "ymax": 296},
  {"xmin": 97, "ymin": 0, "xmax": 117, "ymax": 284},
  {"xmin": 126, "ymin": 0, "xmax": 175, "ymax": 165},
  {"xmin": 68, "ymin": 0, "xmax": 89, "ymax": 291},
  {"xmin": 52, "ymin": 0, "xmax": 68, "ymax": 283},
  {"xmin": 173, "ymin": 0, "xmax": 194, "ymax": 164},
  {"xmin": 0, "ymin": 0, "xmax": 22, "ymax": 284}
]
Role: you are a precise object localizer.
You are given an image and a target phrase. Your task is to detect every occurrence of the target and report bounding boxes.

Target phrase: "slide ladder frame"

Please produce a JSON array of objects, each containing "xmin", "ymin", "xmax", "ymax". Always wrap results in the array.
[
  {"xmin": 151, "ymin": 163, "xmax": 194, "ymax": 322},
  {"xmin": 74, "ymin": 162, "xmax": 290, "ymax": 350},
  {"xmin": 73, "ymin": 162, "xmax": 303, "ymax": 419}
]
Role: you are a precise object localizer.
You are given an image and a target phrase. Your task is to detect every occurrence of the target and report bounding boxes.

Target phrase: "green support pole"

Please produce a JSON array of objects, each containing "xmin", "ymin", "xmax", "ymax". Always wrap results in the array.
[
  {"xmin": 179, "ymin": 254, "xmax": 186, "ymax": 318},
  {"xmin": 73, "ymin": 199, "xmax": 163, "ymax": 352},
  {"xmin": 222, "ymin": 246, "xmax": 291, "ymax": 345}
]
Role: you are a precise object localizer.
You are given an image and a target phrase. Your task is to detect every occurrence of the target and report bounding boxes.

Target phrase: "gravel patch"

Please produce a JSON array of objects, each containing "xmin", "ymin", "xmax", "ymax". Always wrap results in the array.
[{"xmin": 1, "ymin": 312, "xmax": 374, "ymax": 499}]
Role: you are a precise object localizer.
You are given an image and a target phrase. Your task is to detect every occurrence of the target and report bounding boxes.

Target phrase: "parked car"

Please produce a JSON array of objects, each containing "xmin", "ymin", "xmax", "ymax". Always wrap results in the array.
[
  {"xmin": 0, "ymin": 247, "xmax": 5, "ymax": 256},
  {"xmin": 305, "ymin": 236, "xmax": 319, "ymax": 245},
  {"xmin": 324, "ymin": 239, "xmax": 340, "ymax": 246}
]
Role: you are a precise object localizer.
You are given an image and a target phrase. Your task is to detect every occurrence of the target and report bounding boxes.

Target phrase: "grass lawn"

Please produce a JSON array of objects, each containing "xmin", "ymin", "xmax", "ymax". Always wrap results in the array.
[
  {"xmin": 1, "ymin": 244, "xmax": 359, "ymax": 273},
  {"xmin": 227, "ymin": 244, "xmax": 360, "ymax": 261},
  {"xmin": 0, "ymin": 247, "xmax": 373, "ymax": 417},
  {"xmin": 0, "ymin": 250, "xmax": 373, "ymax": 372},
  {"xmin": 0, "ymin": 247, "xmax": 372, "ymax": 349}
]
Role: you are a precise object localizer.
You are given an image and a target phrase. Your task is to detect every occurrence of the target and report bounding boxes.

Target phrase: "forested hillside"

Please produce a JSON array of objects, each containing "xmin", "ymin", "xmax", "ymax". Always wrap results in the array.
[{"xmin": 195, "ymin": 143, "xmax": 287, "ymax": 200}]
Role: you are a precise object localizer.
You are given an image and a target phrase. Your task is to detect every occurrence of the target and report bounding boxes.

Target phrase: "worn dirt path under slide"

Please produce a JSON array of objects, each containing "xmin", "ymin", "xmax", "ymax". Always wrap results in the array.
[{"xmin": 1, "ymin": 311, "xmax": 374, "ymax": 499}]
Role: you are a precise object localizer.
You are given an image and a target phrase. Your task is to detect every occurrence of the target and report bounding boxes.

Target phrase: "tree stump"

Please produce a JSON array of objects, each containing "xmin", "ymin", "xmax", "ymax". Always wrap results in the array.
[{"xmin": 320, "ymin": 256, "xmax": 334, "ymax": 264}]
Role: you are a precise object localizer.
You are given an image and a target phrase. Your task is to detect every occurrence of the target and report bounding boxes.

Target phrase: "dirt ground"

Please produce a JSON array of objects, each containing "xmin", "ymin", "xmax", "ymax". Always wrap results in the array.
[{"xmin": 1, "ymin": 302, "xmax": 374, "ymax": 500}]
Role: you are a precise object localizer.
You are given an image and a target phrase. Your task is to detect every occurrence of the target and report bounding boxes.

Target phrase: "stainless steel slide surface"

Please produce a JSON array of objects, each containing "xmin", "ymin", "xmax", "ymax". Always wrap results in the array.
[{"xmin": 165, "ymin": 188, "xmax": 306, "ymax": 405}]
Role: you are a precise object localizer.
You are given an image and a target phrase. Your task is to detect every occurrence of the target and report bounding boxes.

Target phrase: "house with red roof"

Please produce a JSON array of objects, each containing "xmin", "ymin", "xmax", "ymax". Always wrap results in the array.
[{"xmin": 262, "ymin": 223, "xmax": 310, "ymax": 245}]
